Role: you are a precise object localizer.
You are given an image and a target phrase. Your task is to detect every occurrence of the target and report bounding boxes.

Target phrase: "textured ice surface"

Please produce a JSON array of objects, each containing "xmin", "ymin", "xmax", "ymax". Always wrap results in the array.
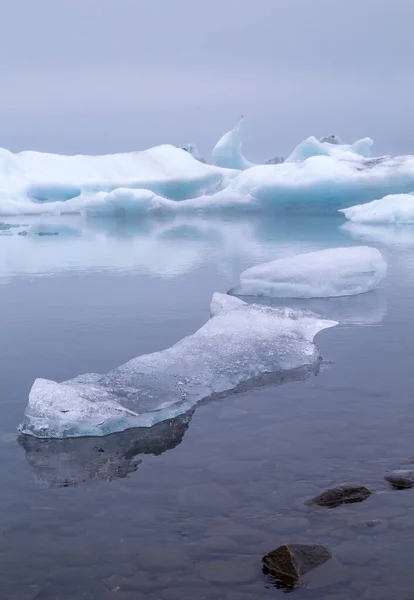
[
  {"xmin": 285, "ymin": 136, "xmax": 373, "ymax": 162},
  {"xmin": 341, "ymin": 193, "xmax": 414, "ymax": 224},
  {"xmin": 212, "ymin": 117, "xmax": 255, "ymax": 170},
  {"xmin": 19, "ymin": 293, "xmax": 336, "ymax": 438},
  {"xmin": 0, "ymin": 144, "xmax": 238, "ymax": 215},
  {"xmin": 230, "ymin": 247, "xmax": 387, "ymax": 298}
]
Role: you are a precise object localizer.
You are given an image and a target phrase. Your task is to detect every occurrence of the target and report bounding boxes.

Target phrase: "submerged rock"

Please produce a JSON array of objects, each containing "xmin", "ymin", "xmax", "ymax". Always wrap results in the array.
[
  {"xmin": 385, "ymin": 469, "xmax": 414, "ymax": 489},
  {"xmin": 307, "ymin": 485, "xmax": 372, "ymax": 508},
  {"xmin": 262, "ymin": 544, "xmax": 331, "ymax": 586}
]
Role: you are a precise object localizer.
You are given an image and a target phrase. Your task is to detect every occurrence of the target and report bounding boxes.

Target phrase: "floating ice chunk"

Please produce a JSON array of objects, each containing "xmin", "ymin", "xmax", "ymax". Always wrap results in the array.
[
  {"xmin": 340, "ymin": 193, "xmax": 414, "ymax": 224},
  {"xmin": 229, "ymin": 247, "xmax": 387, "ymax": 298},
  {"xmin": 19, "ymin": 293, "xmax": 336, "ymax": 438},
  {"xmin": 180, "ymin": 143, "xmax": 206, "ymax": 163},
  {"xmin": 212, "ymin": 117, "xmax": 255, "ymax": 171},
  {"xmin": 285, "ymin": 136, "xmax": 373, "ymax": 162}
]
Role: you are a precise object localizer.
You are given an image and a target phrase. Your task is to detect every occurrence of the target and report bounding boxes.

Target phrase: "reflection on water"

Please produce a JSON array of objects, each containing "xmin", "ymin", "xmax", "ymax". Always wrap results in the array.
[
  {"xmin": 243, "ymin": 290, "xmax": 387, "ymax": 326},
  {"xmin": 0, "ymin": 213, "xmax": 350, "ymax": 280},
  {"xmin": 19, "ymin": 412, "xmax": 194, "ymax": 487},
  {"xmin": 342, "ymin": 221, "xmax": 414, "ymax": 247}
]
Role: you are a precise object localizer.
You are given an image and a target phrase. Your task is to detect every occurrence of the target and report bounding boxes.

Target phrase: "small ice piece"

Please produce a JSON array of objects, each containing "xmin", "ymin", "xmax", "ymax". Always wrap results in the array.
[
  {"xmin": 340, "ymin": 193, "xmax": 414, "ymax": 224},
  {"xmin": 229, "ymin": 247, "xmax": 387, "ymax": 298},
  {"xmin": 18, "ymin": 293, "xmax": 336, "ymax": 438},
  {"xmin": 212, "ymin": 117, "xmax": 255, "ymax": 170},
  {"xmin": 180, "ymin": 143, "xmax": 206, "ymax": 163}
]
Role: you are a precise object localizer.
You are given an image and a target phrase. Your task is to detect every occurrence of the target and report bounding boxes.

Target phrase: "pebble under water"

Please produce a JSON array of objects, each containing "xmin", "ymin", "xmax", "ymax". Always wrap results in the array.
[{"xmin": 1, "ymin": 212, "xmax": 414, "ymax": 599}]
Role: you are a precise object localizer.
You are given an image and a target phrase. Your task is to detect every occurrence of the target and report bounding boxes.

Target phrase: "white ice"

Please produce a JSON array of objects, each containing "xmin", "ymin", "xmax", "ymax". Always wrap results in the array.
[
  {"xmin": 340, "ymin": 193, "xmax": 414, "ymax": 224},
  {"xmin": 18, "ymin": 293, "xmax": 336, "ymax": 438},
  {"xmin": 4, "ymin": 135, "xmax": 414, "ymax": 217},
  {"xmin": 224, "ymin": 154, "xmax": 414, "ymax": 211},
  {"xmin": 285, "ymin": 136, "xmax": 373, "ymax": 162},
  {"xmin": 0, "ymin": 144, "xmax": 238, "ymax": 215},
  {"xmin": 212, "ymin": 117, "xmax": 255, "ymax": 171},
  {"xmin": 229, "ymin": 246, "xmax": 387, "ymax": 298}
]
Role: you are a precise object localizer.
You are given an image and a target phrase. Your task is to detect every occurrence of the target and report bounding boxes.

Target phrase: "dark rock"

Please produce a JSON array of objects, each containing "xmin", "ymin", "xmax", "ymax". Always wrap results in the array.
[
  {"xmin": 307, "ymin": 485, "xmax": 372, "ymax": 508},
  {"xmin": 385, "ymin": 469, "xmax": 414, "ymax": 489},
  {"xmin": 262, "ymin": 543, "xmax": 331, "ymax": 586}
]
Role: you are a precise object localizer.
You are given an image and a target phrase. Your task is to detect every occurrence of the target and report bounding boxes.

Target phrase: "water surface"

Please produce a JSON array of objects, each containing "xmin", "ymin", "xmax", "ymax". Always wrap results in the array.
[{"xmin": 1, "ymin": 213, "xmax": 414, "ymax": 599}]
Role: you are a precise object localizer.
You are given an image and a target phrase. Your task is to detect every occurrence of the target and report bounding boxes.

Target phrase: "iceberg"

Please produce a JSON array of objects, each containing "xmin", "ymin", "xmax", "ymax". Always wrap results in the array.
[
  {"xmin": 212, "ymin": 117, "xmax": 255, "ymax": 171},
  {"xmin": 285, "ymin": 136, "xmax": 373, "ymax": 162},
  {"xmin": 340, "ymin": 193, "xmax": 414, "ymax": 224},
  {"xmin": 18, "ymin": 293, "xmax": 336, "ymax": 438},
  {"xmin": 225, "ymin": 154, "xmax": 414, "ymax": 211},
  {"xmin": 229, "ymin": 246, "xmax": 387, "ymax": 298},
  {"xmin": 0, "ymin": 144, "xmax": 238, "ymax": 215}
]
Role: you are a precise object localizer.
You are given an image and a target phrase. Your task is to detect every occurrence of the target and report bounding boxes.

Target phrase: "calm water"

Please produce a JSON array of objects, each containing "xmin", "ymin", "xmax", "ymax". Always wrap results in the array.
[{"xmin": 1, "ymin": 212, "xmax": 414, "ymax": 599}]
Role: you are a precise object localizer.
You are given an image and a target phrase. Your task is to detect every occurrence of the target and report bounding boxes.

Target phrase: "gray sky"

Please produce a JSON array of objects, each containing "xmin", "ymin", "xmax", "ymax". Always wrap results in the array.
[{"xmin": 1, "ymin": 0, "xmax": 413, "ymax": 159}]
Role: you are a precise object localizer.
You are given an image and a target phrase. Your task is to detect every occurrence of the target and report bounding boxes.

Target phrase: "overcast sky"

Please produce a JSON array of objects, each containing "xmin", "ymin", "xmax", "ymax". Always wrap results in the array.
[{"xmin": 1, "ymin": 0, "xmax": 413, "ymax": 159}]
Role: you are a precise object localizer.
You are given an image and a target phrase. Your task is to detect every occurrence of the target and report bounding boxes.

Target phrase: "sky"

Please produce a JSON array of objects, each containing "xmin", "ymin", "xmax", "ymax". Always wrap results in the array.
[{"xmin": 1, "ymin": 0, "xmax": 413, "ymax": 159}]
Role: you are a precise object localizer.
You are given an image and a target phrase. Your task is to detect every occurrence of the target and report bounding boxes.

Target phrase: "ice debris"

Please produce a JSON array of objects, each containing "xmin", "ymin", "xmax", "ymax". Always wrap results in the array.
[
  {"xmin": 18, "ymin": 293, "xmax": 336, "ymax": 438},
  {"xmin": 341, "ymin": 193, "xmax": 414, "ymax": 224},
  {"xmin": 229, "ymin": 246, "xmax": 387, "ymax": 298}
]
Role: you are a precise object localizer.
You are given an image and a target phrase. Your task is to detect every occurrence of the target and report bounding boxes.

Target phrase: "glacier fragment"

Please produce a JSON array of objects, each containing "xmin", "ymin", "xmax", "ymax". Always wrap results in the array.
[
  {"xmin": 229, "ymin": 246, "xmax": 387, "ymax": 298},
  {"xmin": 340, "ymin": 193, "xmax": 414, "ymax": 224},
  {"xmin": 18, "ymin": 293, "xmax": 336, "ymax": 438},
  {"xmin": 212, "ymin": 117, "xmax": 255, "ymax": 171}
]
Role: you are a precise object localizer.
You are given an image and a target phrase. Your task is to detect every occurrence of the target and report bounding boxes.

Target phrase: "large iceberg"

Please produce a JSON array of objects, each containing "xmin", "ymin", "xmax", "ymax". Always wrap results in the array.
[
  {"xmin": 229, "ymin": 246, "xmax": 387, "ymax": 298},
  {"xmin": 0, "ymin": 144, "xmax": 238, "ymax": 215},
  {"xmin": 340, "ymin": 193, "xmax": 414, "ymax": 224},
  {"xmin": 18, "ymin": 293, "xmax": 336, "ymax": 438},
  {"xmin": 212, "ymin": 117, "xmax": 255, "ymax": 171},
  {"xmin": 285, "ymin": 136, "xmax": 373, "ymax": 162}
]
